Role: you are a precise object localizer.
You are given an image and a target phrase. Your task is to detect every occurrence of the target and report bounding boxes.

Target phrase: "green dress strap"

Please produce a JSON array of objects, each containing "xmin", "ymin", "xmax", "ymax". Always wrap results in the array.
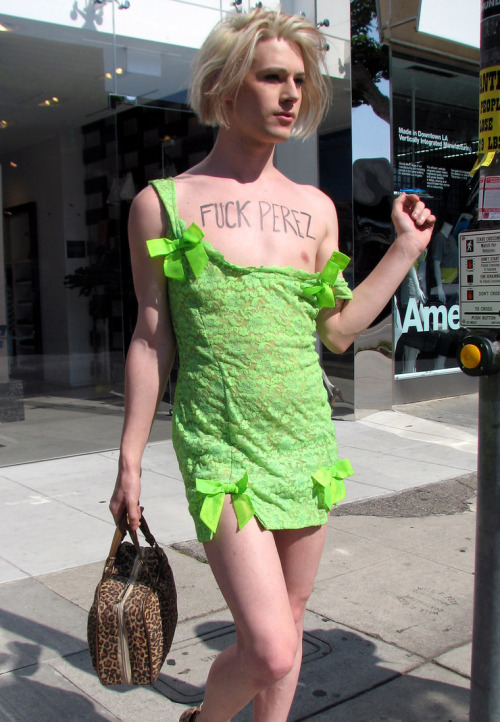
[
  {"xmin": 149, "ymin": 178, "xmax": 185, "ymax": 239},
  {"xmin": 303, "ymin": 251, "xmax": 353, "ymax": 308},
  {"xmin": 147, "ymin": 178, "xmax": 207, "ymax": 281}
]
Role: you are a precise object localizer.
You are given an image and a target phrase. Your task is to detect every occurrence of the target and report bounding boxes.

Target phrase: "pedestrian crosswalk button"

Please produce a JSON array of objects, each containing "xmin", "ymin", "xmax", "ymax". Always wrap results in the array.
[{"xmin": 460, "ymin": 343, "xmax": 482, "ymax": 369}]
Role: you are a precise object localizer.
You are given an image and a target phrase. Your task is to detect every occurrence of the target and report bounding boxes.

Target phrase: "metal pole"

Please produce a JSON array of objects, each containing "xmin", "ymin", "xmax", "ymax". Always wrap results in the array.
[
  {"xmin": 470, "ymin": 375, "xmax": 500, "ymax": 720},
  {"xmin": 469, "ymin": 3, "xmax": 500, "ymax": 719}
]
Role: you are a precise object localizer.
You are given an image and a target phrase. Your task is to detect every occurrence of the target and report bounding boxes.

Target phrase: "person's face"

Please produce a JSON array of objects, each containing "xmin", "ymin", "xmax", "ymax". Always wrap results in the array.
[{"xmin": 226, "ymin": 36, "xmax": 305, "ymax": 144}]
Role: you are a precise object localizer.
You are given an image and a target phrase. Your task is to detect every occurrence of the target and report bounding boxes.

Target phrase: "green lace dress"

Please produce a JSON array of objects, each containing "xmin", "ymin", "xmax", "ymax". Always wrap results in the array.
[{"xmin": 148, "ymin": 178, "xmax": 353, "ymax": 542}]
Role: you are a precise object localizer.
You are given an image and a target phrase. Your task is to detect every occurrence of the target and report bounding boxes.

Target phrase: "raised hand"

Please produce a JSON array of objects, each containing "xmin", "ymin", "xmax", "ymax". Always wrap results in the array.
[{"xmin": 392, "ymin": 192, "xmax": 436, "ymax": 256}]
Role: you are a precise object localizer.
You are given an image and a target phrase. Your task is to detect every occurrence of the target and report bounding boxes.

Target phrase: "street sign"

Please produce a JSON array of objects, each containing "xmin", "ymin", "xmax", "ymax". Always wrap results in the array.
[{"xmin": 459, "ymin": 228, "xmax": 500, "ymax": 328}]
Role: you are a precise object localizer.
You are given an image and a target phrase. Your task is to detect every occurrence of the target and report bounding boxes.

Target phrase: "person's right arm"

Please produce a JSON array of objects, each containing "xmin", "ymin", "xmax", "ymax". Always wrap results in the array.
[{"xmin": 109, "ymin": 186, "xmax": 176, "ymax": 531}]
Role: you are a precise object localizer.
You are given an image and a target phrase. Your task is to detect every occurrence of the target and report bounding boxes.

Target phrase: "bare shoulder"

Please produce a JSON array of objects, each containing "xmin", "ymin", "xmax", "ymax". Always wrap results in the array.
[
  {"xmin": 127, "ymin": 186, "xmax": 171, "ymax": 308},
  {"xmin": 170, "ymin": 172, "xmax": 218, "ymax": 214},
  {"xmin": 294, "ymin": 181, "xmax": 337, "ymax": 218},
  {"xmin": 128, "ymin": 184, "xmax": 168, "ymax": 243},
  {"xmin": 174, "ymin": 173, "xmax": 212, "ymax": 193},
  {"xmin": 286, "ymin": 179, "xmax": 338, "ymax": 237},
  {"xmin": 290, "ymin": 183, "xmax": 339, "ymax": 267}
]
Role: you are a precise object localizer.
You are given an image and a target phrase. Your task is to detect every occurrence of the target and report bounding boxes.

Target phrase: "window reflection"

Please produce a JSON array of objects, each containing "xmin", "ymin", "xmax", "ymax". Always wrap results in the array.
[
  {"xmin": 392, "ymin": 56, "xmax": 478, "ymax": 376},
  {"xmin": 0, "ymin": 11, "xmax": 213, "ymax": 464}
]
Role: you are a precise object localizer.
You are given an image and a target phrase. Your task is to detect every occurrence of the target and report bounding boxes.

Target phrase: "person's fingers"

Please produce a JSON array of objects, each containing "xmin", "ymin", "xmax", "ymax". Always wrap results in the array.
[
  {"xmin": 402, "ymin": 194, "xmax": 436, "ymax": 228},
  {"xmin": 392, "ymin": 191, "xmax": 407, "ymax": 214},
  {"xmin": 393, "ymin": 192, "xmax": 423, "ymax": 219},
  {"xmin": 412, "ymin": 207, "xmax": 434, "ymax": 226},
  {"xmin": 126, "ymin": 501, "xmax": 142, "ymax": 531}
]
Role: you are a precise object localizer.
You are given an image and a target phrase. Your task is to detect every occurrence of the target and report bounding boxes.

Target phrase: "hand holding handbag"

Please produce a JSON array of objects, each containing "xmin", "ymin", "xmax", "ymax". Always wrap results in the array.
[{"xmin": 88, "ymin": 513, "xmax": 177, "ymax": 685}]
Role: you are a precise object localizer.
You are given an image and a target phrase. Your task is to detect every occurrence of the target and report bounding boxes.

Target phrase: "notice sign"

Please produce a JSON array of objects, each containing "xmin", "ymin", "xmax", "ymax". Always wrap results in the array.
[
  {"xmin": 479, "ymin": 66, "xmax": 500, "ymax": 153},
  {"xmin": 479, "ymin": 175, "xmax": 500, "ymax": 219},
  {"xmin": 459, "ymin": 229, "xmax": 500, "ymax": 327}
]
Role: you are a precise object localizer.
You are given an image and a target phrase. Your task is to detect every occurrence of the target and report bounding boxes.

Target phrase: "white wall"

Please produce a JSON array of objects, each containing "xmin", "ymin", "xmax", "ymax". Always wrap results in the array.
[{"xmin": 1, "ymin": 131, "xmax": 91, "ymax": 386}]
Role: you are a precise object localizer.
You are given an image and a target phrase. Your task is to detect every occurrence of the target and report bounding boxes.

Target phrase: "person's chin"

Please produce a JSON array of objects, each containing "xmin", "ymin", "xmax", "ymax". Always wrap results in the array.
[{"xmin": 266, "ymin": 124, "xmax": 294, "ymax": 142}]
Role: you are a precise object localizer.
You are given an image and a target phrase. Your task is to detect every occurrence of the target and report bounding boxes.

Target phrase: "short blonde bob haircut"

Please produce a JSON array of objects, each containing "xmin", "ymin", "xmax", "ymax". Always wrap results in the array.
[{"xmin": 189, "ymin": 8, "xmax": 331, "ymax": 139}]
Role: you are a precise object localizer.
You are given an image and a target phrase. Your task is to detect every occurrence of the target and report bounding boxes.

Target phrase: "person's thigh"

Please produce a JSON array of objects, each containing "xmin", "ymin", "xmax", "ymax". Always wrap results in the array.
[
  {"xmin": 203, "ymin": 497, "xmax": 296, "ymax": 650},
  {"xmin": 273, "ymin": 523, "xmax": 329, "ymax": 619}
]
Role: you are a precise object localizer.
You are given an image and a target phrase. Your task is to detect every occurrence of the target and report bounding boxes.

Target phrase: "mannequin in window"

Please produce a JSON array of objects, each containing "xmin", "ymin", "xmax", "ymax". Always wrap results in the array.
[
  {"xmin": 431, "ymin": 221, "xmax": 458, "ymax": 305},
  {"xmin": 399, "ymin": 250, "xmax": 427, "ymax": 373},
  {"xmin": 429, "ymin": 221, "xmax": 458, "ymax": 370}
]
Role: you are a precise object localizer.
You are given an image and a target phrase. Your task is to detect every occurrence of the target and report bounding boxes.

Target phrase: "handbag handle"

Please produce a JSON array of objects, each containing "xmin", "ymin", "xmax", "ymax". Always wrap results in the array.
[{"xmin": 102, "ymin": 513, "xmax": 159, "ymax": 577}]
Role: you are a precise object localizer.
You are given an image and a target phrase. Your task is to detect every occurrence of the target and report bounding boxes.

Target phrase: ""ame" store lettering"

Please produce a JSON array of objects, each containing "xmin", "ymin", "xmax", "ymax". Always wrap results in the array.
[{"xmin": 401, "ymin": 298, "xmax": 460, "ymax": 333}]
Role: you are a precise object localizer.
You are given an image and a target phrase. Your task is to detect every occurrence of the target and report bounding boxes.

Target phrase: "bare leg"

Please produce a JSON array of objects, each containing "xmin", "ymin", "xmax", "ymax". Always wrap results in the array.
[
  {"xmin": 251, "ymin": 524, "xmax": 328, "ymax": 722},
  {"xmin": 197, "ymin": 498, "xmax": 300, "ymax": 722}
]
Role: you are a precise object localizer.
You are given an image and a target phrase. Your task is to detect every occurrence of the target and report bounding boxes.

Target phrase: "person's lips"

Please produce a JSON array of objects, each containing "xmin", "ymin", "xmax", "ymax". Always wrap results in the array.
[{"xmin": 274, "ymin": 111, "xmax": 295, "ymax": 121}]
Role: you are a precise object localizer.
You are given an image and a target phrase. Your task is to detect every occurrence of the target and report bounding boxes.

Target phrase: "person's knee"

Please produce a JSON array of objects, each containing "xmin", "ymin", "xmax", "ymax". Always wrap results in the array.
[
  {"xmin": 252, "ymin": 641, "xmax": 297, "ymax": 685},
  {"xmin": 289, "ymin": 589, "xmax": 312, "ymax": 628},
  {"xmin": 242, "ymin": 626, "xmax": 298, "ymax": 686}
]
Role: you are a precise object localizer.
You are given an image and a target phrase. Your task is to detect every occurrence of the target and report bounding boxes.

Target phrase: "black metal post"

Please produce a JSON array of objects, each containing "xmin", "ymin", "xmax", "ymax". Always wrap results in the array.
[
  {"xmin": 470, "ymin": 375, "xmax": 500, "ymax": 720},
  {"xmin": 469, "ymin": 3, "xmax": 500, "ymax": 720}
]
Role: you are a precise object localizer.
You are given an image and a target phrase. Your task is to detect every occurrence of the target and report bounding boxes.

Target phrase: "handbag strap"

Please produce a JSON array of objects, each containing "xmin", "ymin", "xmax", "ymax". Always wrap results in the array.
[
  {"xmin": 102, "ymin": 513, "xmax": 159, "ymax": 578},
  {"xmin": 137, "ymin": 514, "xmax": 157, "ymax": 549}
]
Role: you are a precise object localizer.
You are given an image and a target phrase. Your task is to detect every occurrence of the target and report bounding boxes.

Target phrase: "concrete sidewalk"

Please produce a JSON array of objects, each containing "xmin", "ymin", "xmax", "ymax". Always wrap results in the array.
[{"xmin": 0, "ymin": 394, "xmax": 479, "ymax": 720}]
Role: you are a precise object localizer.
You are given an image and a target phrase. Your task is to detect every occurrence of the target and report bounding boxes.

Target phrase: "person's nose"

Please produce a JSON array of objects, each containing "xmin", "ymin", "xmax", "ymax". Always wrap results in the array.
[{"xmin": 281, "ymin": 77, "xmax": 300, "ymax": 103}]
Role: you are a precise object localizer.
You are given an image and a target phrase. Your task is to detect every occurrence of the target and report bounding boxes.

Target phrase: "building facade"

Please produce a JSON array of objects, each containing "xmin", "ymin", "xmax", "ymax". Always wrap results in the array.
[{"xmin": 0, "ymin": 0, "xmax": 479, "ymax": 465}]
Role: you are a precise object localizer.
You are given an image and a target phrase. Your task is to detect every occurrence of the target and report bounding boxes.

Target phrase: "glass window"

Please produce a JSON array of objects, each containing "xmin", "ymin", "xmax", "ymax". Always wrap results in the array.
[
  {"xmin": 392, "ymin": 55, "xmax": 478, "ymax": 377},
  {"xmin": 0, "ymin": 3, "xmax": 217, "ymax": 465}
]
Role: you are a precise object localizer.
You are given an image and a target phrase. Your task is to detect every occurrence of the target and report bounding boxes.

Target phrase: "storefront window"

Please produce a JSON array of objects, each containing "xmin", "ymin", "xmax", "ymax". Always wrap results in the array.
[
  {"xmin": 392, "ymin": 55, "xmax": 478, "ymax": 377},
  {"xmin": 0, "ymin": 2, "xmax": 219, "ymax": 464}
]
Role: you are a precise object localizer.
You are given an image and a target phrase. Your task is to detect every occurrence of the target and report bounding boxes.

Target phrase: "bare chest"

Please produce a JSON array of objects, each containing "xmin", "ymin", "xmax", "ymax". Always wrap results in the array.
[{"xmin": 177, "ymin": 193, "xmax": 323, "ymax": 271}]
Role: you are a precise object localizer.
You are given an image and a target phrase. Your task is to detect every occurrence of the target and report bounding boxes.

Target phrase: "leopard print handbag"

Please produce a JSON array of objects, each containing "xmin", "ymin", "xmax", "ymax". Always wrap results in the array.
[{"xmin": 87, "ymin": 513, "xmax": 177, "ymax": 685}]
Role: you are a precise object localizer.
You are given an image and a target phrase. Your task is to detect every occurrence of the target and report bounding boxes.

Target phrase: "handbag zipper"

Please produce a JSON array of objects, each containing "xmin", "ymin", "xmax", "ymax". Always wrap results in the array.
[{"xmin": 116, "ymin": 554, "xmax": 142, "ymax": 684}]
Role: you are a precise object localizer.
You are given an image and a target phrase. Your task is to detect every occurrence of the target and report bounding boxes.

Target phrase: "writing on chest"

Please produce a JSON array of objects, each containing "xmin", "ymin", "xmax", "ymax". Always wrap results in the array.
[{"xmin": 199, "ymin": 200, "xmax": 315, "ymax": 239}]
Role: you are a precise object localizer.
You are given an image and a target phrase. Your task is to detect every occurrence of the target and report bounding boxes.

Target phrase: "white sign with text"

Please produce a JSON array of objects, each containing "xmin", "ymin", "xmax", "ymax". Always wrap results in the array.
[{"xmin": 459, "ymin": 229, "xmax": 500, "ymax": 328}]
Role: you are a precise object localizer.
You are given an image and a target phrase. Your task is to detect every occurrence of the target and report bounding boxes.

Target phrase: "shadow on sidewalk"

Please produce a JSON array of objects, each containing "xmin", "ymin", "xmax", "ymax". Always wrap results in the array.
[
  {"xmin": 0, "ymin": 607, "xmax": 470, "ymax": 721},
  {"xmin": 0, "ymin": 640, "xmax": 111, "ymax": 720},
  {"xmin": 157, "ymin": 619, "xmax": 470, "ymax": 721}
]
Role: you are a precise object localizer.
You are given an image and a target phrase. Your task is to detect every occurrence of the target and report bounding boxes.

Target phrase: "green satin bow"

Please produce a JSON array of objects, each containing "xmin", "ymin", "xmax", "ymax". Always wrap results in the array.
[
  {"xmin": 147, "ymin": 223, "xmax": 208, "ymax": 281},
  {"xmin": 312, "ymin": 458, "xmax": 353, "ymax": 510},
  {"xmin": 304, "ymin": 251, "xmax": 350, "ymax": 308},
  {"xmin": 196, "ymin": 474, "xmax": 255, "ymax": 534}
]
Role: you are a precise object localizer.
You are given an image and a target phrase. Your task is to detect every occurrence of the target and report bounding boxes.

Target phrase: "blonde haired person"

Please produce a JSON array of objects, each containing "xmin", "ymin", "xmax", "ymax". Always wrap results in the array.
[
  {"xmin": 110, "ymin": 8, "xmax": 435, "ymax": 722},
  {"xmin": 189, "ymin": 9, "xmax": 330, "ymax": 137}
]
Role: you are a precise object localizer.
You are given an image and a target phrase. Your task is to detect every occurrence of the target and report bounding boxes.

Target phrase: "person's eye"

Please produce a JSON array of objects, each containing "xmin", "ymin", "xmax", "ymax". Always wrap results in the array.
[
  {"xmin": 295, "ymin": 77, "xmax": 305, "ymax": 87},
  {"xmin": 264, "ymin": 73, "xmax": 281, "ymax": 82}
]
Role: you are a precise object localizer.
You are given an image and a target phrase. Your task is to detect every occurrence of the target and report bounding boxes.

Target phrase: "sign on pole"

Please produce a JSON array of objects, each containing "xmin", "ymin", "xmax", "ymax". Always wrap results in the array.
[{"xmin": 459, "ymin": 228, "xmax": 500, "ymax": 328}]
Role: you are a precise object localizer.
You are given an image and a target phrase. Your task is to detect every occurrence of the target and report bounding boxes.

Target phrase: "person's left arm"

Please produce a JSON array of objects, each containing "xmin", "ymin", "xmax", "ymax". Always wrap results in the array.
[{"xmin": 316, "ymin": 192, "xmax": 435, "ymax": 354}]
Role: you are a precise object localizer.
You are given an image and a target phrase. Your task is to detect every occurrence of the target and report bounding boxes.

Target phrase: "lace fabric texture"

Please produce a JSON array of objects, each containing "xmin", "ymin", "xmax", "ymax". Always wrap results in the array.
[{"xmin": 149, "ymin": 178, "xmax": 353, "ymax": 542}]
